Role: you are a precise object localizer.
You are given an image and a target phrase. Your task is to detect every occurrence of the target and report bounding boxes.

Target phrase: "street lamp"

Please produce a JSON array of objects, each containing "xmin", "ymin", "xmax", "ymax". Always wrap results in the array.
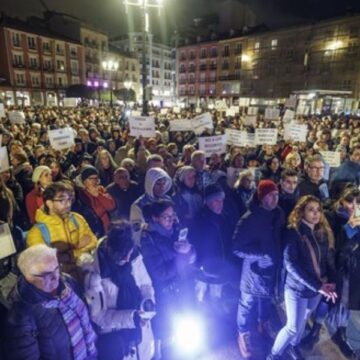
[
  {"xmin": 124, "ymin": 0, "xmax": 164, "ymax": 116},
  {"xmin": 102, "ymin": 60, "xmax": 119, "ymax": 107}
]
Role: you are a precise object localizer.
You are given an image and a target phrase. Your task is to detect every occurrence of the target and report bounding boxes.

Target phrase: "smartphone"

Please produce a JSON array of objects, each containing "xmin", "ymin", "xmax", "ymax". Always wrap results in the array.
[
  {"xmin": 355, "ymin": 205, "xmax": 360, "ymax": 218},
  {"xmin": 139, "ymin": 311, "xmax": 157, "ymax": 321},
  {"xmin": 178, "ymin": 228, "xmax": 188, "ymax": 242}
]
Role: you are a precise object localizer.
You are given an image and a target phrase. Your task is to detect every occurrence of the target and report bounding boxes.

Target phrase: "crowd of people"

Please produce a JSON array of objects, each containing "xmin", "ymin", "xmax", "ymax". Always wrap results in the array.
[{"xmin": 0, "ymin": 104, "xmax": 360, "ymax": 360}]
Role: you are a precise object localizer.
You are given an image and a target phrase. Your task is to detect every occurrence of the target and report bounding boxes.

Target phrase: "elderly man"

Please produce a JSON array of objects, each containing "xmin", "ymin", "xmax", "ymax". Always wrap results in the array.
[{"xmin": 3, "ymin": 245, "xmax": 97, "ymax": 360}]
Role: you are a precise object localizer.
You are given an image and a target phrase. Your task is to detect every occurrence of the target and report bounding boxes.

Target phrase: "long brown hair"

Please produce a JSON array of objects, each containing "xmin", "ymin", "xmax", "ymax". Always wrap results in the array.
[{"xmin": 288, "ymin": 195, "xmax": 335, "ymax": 249}]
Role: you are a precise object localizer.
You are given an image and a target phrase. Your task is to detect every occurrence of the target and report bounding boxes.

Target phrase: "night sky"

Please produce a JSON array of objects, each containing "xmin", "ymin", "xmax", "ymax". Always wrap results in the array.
[{"xmin": 0, "ymin": 0, "xmax": 359, "ymax": 43}]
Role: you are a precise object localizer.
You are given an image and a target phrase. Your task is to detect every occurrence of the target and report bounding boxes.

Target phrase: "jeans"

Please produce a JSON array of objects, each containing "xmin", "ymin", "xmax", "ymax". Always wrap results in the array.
[
  {"xmin": 237, "ymin": 292, "xmax": 272, "ymax": 333},
  {"xmin": 271, "ymin": 289, "xmax": 321, "ymax": 355}
]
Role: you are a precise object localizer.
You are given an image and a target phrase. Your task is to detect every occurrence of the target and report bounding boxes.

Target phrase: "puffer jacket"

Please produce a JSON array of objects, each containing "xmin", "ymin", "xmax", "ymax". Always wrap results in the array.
[
  {"xmin": 233, "ymin": 200, "xmax": 285, "ymax": 297},
  {"xmin": 27, "ymin": 209, "xmax": 97, "ymax": 274},
  {"xmin": 283, "ymin": 222, "xmax": 336, "ymax": 298},
  {"xmin": 3, "ymin": 275, "xmax": 96, "ymax": 360}
]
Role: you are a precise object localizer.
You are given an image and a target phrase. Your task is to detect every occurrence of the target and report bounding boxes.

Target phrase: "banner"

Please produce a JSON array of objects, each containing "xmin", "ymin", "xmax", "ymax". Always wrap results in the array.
[
  {"xmin": 242, "ymin": 132, "xmax": 256, "ymax": 147},
  {"xmin": 9, "ymin": 111, "xmax": 25, "ymax": 124},
  {"xmin": 192, "ymin": 112, "xmax": 213, "ymax": 135},
  {"xmin": 244, "ymin": 115, "xmax": 257, "ymax": 127},
  {"xmin": 283, "ymin": 109, "xmax": 295, "ymax": 123},
  {"xmin": 284, "ymin": 123, "xmax": 308, "ymax": 142},
  {"xmin": 63, "ymin": 97, "xmax": 77, "ymax": 107},
  {"xmin": 285, "ymin": 95, "xmax": 297, "ymax": 109},
  {"xmin": 198, "ymin": 135, "xmax": 227, "ymax": 158},
  {"xmin": 48, "ymin": 128, "xmax": 75, "ymax": 150},
  {"xmin": 225, "ymin": 129, "xmax": 243, "ymax": 147},
  {"xmin": 169, "ymin": 119, "xmax": 193, "ymax": 132},
  {"xmin": 129, "ymin": 116, "xmax": 156, "ymax": 138},
  {"xmin": 255, "ymin": 128, "xmax": 278, "ymax": 145},
  {"xmin": 320, "ymin": 151, "xmax": 341, "ymax": 168},
  {"xmin": 264, "ymin": 108, "xmax": 280, "ymax": 120},
  {"xmin": 0, "ymin": 147, "xmax": 10, "ymax": 172},
  {"xmin": 0, "ymin": 104, "xmax": 5, "ymax": 118},
  {"xmin": 0, "ymin": 223, "xmax": 16, "ymax": 260}
]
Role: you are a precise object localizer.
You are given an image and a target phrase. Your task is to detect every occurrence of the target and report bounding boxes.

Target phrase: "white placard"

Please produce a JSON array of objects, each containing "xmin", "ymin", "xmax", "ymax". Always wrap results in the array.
[
  {"xmin": 0, "ymin": 104, "xmax": 5, "ymax": 118},
  {"xmin": 320, "ymin": 151, "xmax": 341, "ymax": 168},
  {"xmin": 248, "ymin": 107, "xmax": 258, "ymax": 115},
  {"xmin": 242, "ymin": 132, "xmax": 256, "ymax": 147},
  {"xmin": 0, "ymin": 147, "xmax": 10, "ymax": 172},
  {"xmin": 264, "ymin": 108, "xmax": 280, "ymax": 120},
  {"xmin": 226, "ymin": 106, "xmax": 239, "ymax": 117},
  {"xmin": 169, "ymin": 119, "xmax": 193, "ymax": 132},
  {"xmin": 198, "ymin": 135, "xmax": 227, "ymax": 158},
  {"xmin": 160, "ymin": 108, "xmax": 168, "ymax": 115},
  {"xmin": 284, "ymin": 123, "xmax": 308, "ymax": 142},
  {"xmin": 63, "ymin": 97, "xmax": 77, "ymax": 107},
  {"xmin": 129, "ymin": 116, "xmax": 156, "ymax": 138},
  {"xmin": 131, "ymin": 110, "xmax": 142, "ymax": 117},
  {"xmin": 285, "ymin": 95, "xmax": 297, "ymax": 109},
  {"xmin": 191, "ymin": 112, "xmax": 213, "ymax": 135},
  {"xmin": 195, "ymin": 107, "xmax": 202, "ymax": 114},
  {"xmin": 48, "ymin": 128, "xmax": 75, "ymax": 150},
  {"xmin": 255, "ymin": 128, "xmax": 278, "ymax": 145},
  {"xmin": 283, "ymin": 109, "xmax": 295, "ymax": 123},
  {"xmin": 0, "ymin": 223, "xmax": 16, "ymax": 260},
  {"xmin": 225, "ymin": 129, "xmax": 243, "ymax": 147},
  {"xmin": 9, "ymin": 111, "xmax": 25, "ymax": 124},
  {"xmin": 239, "ymin": 98, "xmax": 250, "ymax": 107},
  {"xmin": 215, "ymin": 100, "xmax": 227, "ymax": 111},
  {"xmin": 173, "ymin": 106, "xmax": 181, "ymax": 114},
  {"xmin": 296, "ymin": 105, "xmax": 310, "ymax": 116},
  {"xmin": 244, "ymin": 115, "xmax": 257, "ymax": 127}
]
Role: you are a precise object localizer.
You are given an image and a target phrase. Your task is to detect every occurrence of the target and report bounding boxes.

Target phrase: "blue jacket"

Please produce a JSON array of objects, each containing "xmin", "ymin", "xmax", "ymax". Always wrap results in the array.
[
  {"xmin": 233, "ymin": 200, "xmax": 285, "ymax": 297},
  {"xmin": 283, "ymin": 223, "xmax": 335, "ymax": 298}
]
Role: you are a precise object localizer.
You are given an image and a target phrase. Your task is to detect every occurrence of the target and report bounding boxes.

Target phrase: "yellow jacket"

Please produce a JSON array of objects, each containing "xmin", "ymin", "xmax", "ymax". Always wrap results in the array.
[{"xmin": 27, "ymin": 208, "xmax": 98, "ymax": 264}]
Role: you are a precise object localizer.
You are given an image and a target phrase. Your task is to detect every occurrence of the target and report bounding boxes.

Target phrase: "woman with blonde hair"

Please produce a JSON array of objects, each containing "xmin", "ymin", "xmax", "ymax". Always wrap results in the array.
[
  {"xmin": 284, "ymin": 151, "xmax": 302, "ymax": 172},
  {"xmin": 267, "ymin": 195, "xmax": 337, "ymax": 360}
]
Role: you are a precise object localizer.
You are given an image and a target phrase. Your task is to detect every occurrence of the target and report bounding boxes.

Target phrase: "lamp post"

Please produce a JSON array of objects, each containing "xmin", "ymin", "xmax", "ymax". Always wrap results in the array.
[
  {"xmin": 124, "ymin": 0, "xmax": 164, "ymax": 116},
  {"xmin": 102, "ymin": 60, "xmax": 119, "ymax": 107}
]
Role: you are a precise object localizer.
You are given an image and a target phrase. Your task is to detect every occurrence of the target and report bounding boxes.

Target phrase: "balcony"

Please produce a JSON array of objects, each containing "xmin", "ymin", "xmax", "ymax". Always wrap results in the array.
[
  {"xmin": 209, "ymin": 64, "xmax": 217, "ymax": 70},
  {"xmin": 56, "ymin": 49, "xmax": 65, "ymax": 56},
  {"xmin": 29, "ymin": 64, "xmax": 40, "ymax": 70},
  {"xmin": 199, "ymin": 64, "xmax": 207, "ymax": 71},
  {"xmin": 200, "ymin": 53, "xmax": 207, "ymax": 59},
  {"xmin": 189, "ymin": 54, "xmax": 196, "ymax": 60},
  {"xmin": 43, "ymin": 47, "xmax": 52, "ymax": 54},
  {"xmin": 189, "ymin": 79, "xmax": 196, "ymax": 84},
  {"xmin": 209, "ymin": 77, "xmax": 217, "ymax": 82},
  {"xmin": 70, "ymin": 51, "xmax": 78, "ymax": 58},
  {"xmin": 234, "ymin": 48, "xmax": 242, "ymax": 55},
  {"xmin": 210, "ymin": 51, "xmax": 218, "ymax": 58},
  {"xmin": 28, "ymin": 45, "xmax": 37, "ymax": 51},
  {"xmin": 13, "ymin": 62, "xmax": 25, "ymax": 69},
  {"xmin": 71, "ymin": 69, "xmax": 79, "ymax": 76},
  {"xmin": 188, "ymin": 66, "xmax": 196, "ymax": 73},
  {"xmin": 43, "ymin": 66, "xmax": 54, "ymax": 72},
  {"xmin": 12, "ymin": 41, "xmax": 21, "ymax": 48},
  {"xmin": 180, "ymin": 55, "xmax": 187, "ymax": 61},
  {"xmin": 219, "ymin": 74, "xmax": 241, "ymax": 81},
  {"xmin": 222, "ymin": 51, "xmax": 230, "ymax": 57}
]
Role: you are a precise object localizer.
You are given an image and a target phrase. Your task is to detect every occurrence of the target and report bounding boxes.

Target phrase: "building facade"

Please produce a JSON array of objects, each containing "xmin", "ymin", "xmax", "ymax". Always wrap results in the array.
[
  {"xmin": 111, "ymin": 32, "xmax": 175, "ymax": 106},
  {"xmin": 0, "ymin": 16, "xmax": 84, "ymax": 106}
]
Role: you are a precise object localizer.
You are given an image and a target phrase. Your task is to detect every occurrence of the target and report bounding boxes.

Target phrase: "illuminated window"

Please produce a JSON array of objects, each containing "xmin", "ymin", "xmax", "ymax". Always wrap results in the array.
[{"xmin": 271, "ymin": 39, "xmax": 278, "ymax": 49}]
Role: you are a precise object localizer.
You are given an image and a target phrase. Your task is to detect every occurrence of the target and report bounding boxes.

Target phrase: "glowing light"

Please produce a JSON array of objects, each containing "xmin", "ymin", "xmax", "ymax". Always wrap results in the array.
[
  {"xmin": 103, "ymin": 82, "xmax": 108, "ymax": 88},
  {"xmin": 325, "ymin": 40, "xmax": 343, "ymax": 51},
  {"xmin": 87, "ymin": 80, "xmax": 92, "ymax": 86},
  {"xmin": 94, "ymin": 81, "xmax": 99, "ymax": 87},
  {"xmin": 307, "ymin": 92, "xmax": 316, "ymax": 99},
  {"xmin": 241, "ymin": 54, "xmax": 252, "ymax": 62}
]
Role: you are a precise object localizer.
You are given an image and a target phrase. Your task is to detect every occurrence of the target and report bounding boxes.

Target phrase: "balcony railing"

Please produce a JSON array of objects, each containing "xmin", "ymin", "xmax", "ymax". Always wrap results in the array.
[
  {"xmin": 188, "ymin": 66, "xmax": 196, "ymax": 72},
  {"xmin": 13, "ymin": 63, "xmax": 25, "ymax": 68},
  {"xmin": 199, "ymin": 64, "xmax": 207, "ymax": 71}
]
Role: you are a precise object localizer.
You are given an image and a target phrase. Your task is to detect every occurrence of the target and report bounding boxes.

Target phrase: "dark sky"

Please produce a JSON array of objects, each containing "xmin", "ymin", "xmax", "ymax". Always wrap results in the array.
[{"xmin": 0, "ymin": 0, "xmax": 359, "ymax": 42}]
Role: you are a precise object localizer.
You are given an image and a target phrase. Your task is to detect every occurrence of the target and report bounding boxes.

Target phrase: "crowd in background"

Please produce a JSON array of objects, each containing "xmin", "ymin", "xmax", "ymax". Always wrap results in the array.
[{"xmin": 0, "ymin": 104, "xmax": 360, "ymax": 359}]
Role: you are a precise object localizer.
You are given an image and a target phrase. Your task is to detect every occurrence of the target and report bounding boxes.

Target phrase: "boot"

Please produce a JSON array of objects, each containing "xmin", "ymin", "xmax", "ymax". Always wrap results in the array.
[
  {"xmin": 300, "ymin": 322, "xmax": 322, "ymax": 350},
  {"xmin": 237, "ymin": 332, "xmax": 253, "ymax": 359},
  {"xmin": 331, "ymin": 327, "xmax": 357, "ymax": 359},
  {"xmin": 286, "ymin": 345, "xmax": 305, "ymax": 360}
]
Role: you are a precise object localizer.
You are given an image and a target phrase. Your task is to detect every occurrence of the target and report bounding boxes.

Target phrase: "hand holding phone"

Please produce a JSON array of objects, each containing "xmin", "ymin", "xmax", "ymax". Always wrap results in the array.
[{"xmin": 178, "ymin": 228, "xmax": 188, "ymax": 242}]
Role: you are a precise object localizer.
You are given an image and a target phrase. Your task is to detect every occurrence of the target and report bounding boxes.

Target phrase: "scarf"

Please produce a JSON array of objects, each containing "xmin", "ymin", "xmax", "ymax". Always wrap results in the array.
[{"xmin": 43, "ymin": 285, "xmax": 97, "ymax": 360}]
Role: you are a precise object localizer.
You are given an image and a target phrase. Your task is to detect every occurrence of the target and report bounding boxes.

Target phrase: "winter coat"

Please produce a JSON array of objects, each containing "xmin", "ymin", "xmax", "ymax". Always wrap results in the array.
[
  {"xmin": 298, "ymin": 174, "xmax": 329, "ymax": 201},
  {"xmin": 80, "ymin": 242, "xmax": 155, "ymax": 360},
  {"xmin": 106, "ymin": 181, "xmax": 142, "ymax": 220},
  {"xmin": 330, "ymin": 159, "xmax": 360, "ymax": 195},
  {"xmin": 3, "ymin": 275, "xmax": 96, "ymax": 360},
  {"xmin": 25, "ymin": 187, "xmax": 44, "ymax": 224},
  {"xmin": 27, "ymin": 209, "xmax": 97, "ymax": 275},
  {"xmin": 13, "ymin": 164, "xmax": 33, "ymax": 197},
  {"xmin": 278, "ymin": 189, "xmax": 299, "ymax": 220},
  {"xmin": 283, "ymin": 223, "xmax": 336, "ymax": 298},
  {"xmin": 233, "ymin": 201, "xmax": 285, "ymax": 297}
]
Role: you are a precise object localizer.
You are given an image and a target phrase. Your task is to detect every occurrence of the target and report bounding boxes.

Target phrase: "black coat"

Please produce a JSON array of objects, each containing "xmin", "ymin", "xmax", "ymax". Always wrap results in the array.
[
  {"xmin": 298, "ymin": 175, "xmax": 329, "ymax": 201},
  {"xmin": 3, "ymin": 275, "xmax": 92, "ymax": 360},
  {"xmin": 233, "ymin": 201, "xmax": 285, "ymax": 297},
  {"xmin": 283, "ymin": 223, "xmax": 335, "ymax": 298},
  {"xmin": 278, "ymin": 189, "xmax": 299, "ymax": 220}
]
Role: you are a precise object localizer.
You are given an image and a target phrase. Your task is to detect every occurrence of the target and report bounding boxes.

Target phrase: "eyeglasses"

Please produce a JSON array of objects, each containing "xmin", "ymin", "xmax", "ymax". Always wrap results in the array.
[
  {"xmin": 52, "ymin": 197, "xmax": 74, "ymax": 205},
  {"xmin": 32, "ymin": 266, "xmax": 59, "ymax": 280}
]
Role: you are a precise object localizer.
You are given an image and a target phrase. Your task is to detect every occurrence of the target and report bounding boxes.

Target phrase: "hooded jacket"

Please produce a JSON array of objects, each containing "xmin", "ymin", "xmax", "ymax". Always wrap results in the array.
[{"xmin": 130, "ymin": 168, "xmax": 172, "ymax": 243}]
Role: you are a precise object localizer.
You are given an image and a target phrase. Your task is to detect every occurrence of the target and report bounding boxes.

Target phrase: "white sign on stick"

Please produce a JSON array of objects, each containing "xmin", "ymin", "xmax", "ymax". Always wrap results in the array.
[
  {"xmin": 225, "ymin": 129, "xmax": 243, "ymax": 147},
  {"xmin": 255, "ymin": 128, "xmax": 278, "ymax": 145},
  {"xmin": 198, "ymin": 135, "xmax": 227, "ymax": 158},
  {"xmin": 0, "ymin": 104, "xmax": 5, "ymax": 118},
  {"xmin": 285, "ymin": 95, "xmax": 297, "ymax": 109},
  {"xmin": 0, "ymin": 147, "xmax": 10, "ymax": 172},
  {"xmin": 8, "ymin": 111, "xmax": 25, "ymax": 124},
  {"xmin": 284, "ymin": 123, "xmax": 308, "ymax": 142},
  {"xmin": 242, "ymin": 132, "xmax": 256, "ymax": 147},
  {"xmin": 283, "ymin": 109, "xmax": 295, "ymax": 123},
  {"xmin": 129, "ymin": 116, "xmax": 156, "ymax": 138},
  {"xmin": 215, "ymin": 100, "xmax": 227, "ymax": 111},
  {"xmin": 63, "ymin": 98, "xmax": 77, "ymax": 107},
  {"xmin": 48, "ymin": 128, "xmax": 75, "ymax": 150},
  {"xmin": 244, "ymin": 115, "xmax": 257, "ymax": 127},
  {"xmin": 320, "ymin": 151, "xmax": 341, "ymax": 168},
  {"xmin": 248, "ymin": 107, "xmax": 258, "ymax": 115},
  {"xmin": 173, "ymin": 106, "xmax": 181, "ymax": 114},
  {"xmin": 169, "ymin": 119, "xmax": 193, "ymax": 132},
  {"xmin": 226, "ymin": 106, "xmax": 239, "ymax": 117},
  {"xmin": 264, "ymin": 108, "xmax": 280, "ymax": 120},
  {"xmin": 192, "ymin": 112, "xmax": 213, "ymax": 135},
  {"xmin": 0, "ymin": 223, "xmax": 16, "ymax": 260},
  {"xmin": 160, "ymin": 108, "xmax": 168, "ymax": 115}
]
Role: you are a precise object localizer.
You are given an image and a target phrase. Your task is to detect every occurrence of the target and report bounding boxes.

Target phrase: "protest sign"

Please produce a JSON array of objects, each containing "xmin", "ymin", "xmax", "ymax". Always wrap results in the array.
[
  {"xmin": 239, "ymin": 98, "xmax": 250, "ymax": 107},
  {"xmin": 169, "ymin": 119, "xmax": 193, "ymax": 132},
  {"xmin": 195, "ymin": 107, "xmax": 202, "ymax": 114},
  {"xmin": 192, "ymin": 112, "xmax": 213, "ymax": 135},
  {"xmin": 296, "ymin": 105, "xmax": 310, "ymax": 116},
  {"xmin": 244, "ymin": 115, "xmax": 257, "ymax": 127},
  {"xmin": 8, "ymin": 111, "xmax": 25, "ymax": 124},
  {"xmin": 284, "ymin": 123, "xmax": 308, "ymax": 142},
  {"xmin": 215, "ymin": 100, "xmax": 227, "ymax": 111},
  {"xmin": 198, "ymin": 135, "xmax": 227, "ymax": 158},
  {"xmin": 0, "ymin": 223, "xmax": 16, "ymax": 260},
  {"xmin": 63, "ymin": 98, "xmax": 77, "ymax": 107},
  {"xmin": 160, "ymin": 108, "xmax": 168, "ymax": 115},
  {"xmin": 264, "ymin": 108, "xmax": 280, "ymax": 120},
  {"xmin": 173, "ymin": 106, "xmax": 181, "ymax": 114},
  {"xmin": 285, "ymin": 95, "xmax": 297, "ymax": 109},
  {"xmin": 0, "ymin": 104, "xmax": 5, "ymax": 118},
  {"xmin": 283, "ymin": 109, "xmax": 295, "ymax": 123},
  {"xmin": 48, "ymin": 128, "xmax": 75, "ymax": 150},
  {"xmin": 0, "ymin": 147, "xmax": 10, "ymax": 172},
  {"xmin": 255, "ymin": 128, "xmax": 278, "ymax": 145},
  {"xmin": 226, "ymin": 106, "xmax": 239, "ymax": 117},
  {"xmin": 247, "ymin": 107, "xmax": 258, "ymax": 115},
  {"xmin": 320, "ymin": 151, "xmax": 341, "ymax": 168},
  {"xmin": 225, "ymin": 129, "xmax": 243, "ymax": 147},
  {"xmin": 242, "ymin": 132, "xmax": 256, "ymax": 147},
  {"xmin": 131, "ymin": 110, "xmax": 141, "ymax": 117},
  {"xmin": 129, "ymin": 116, "xmax": 156, "ymax": 138}
]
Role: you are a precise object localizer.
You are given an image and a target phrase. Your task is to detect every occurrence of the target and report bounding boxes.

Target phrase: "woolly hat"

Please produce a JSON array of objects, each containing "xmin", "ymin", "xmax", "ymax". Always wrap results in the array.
[
  {"xmin": 32, "ymin": 166, "xmax": 51, "ymax": 183},
  {"xmin": 81, "ymin": 165, "xmax": 99, "ymax": 182},
  {"xmin": 257, "ymin": 179, "xmax": 278, "ymax": 201},
  {"xmin": 204, "ymin": 184, "xmax": 225, "ymax": 202}
]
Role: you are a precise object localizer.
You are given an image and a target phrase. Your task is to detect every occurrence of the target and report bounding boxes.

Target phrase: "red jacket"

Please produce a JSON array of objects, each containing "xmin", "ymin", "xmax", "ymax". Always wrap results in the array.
[{"xmin": 25, "ymin": 187, "xmax": 44, "ymax": 224}]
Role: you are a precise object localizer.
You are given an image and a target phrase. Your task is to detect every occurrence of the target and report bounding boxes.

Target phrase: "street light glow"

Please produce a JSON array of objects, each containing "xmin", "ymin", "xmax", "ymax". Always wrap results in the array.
[
  {"xmin": 241, "ymin": 54, "xmax": 252, "ymax": 62},
  {"xmin": 326, "ymin": 40, "xmax": 343, "ymax": 51}
]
